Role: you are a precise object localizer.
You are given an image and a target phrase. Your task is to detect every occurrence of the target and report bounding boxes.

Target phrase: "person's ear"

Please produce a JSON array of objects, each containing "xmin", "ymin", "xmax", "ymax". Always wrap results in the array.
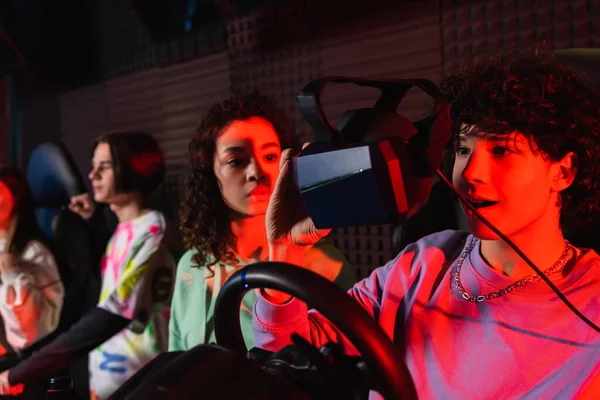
[{"xmin": 551, "ymin": 152, "xmax": 578, "ymax": 193}]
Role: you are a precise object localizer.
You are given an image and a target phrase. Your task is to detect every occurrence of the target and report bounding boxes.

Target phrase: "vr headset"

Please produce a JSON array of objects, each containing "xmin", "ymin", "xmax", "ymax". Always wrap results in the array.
[{"xmin": 292, "ymin": 77, "xmax": 452, "ymax": 229}]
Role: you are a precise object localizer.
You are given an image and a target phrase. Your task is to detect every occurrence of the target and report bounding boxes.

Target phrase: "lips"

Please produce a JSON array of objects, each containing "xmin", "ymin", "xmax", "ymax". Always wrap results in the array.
[
  {"xmin": 466, "ymin": 197, "xmax": 498, "ymax": 209},
  {"xmin": 248, "ymin": 186, "xmax": 270, "ymax": 197}
]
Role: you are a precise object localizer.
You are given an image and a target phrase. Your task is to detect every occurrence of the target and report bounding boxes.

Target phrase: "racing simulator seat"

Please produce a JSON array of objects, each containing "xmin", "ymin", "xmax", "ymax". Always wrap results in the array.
[{"xmin": 25, "ymin": 141, "xmax": 100, "ymax": 334}]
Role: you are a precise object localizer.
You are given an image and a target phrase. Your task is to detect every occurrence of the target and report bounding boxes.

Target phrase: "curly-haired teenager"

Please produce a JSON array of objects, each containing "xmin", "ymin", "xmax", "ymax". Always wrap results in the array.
[
  {"xmin": 168, "ymin": 92, "xmax": 356, "ymax": 351},
  {"xmin": 253, "ymin": 48, "xmax": 600, "ymax": 399}
]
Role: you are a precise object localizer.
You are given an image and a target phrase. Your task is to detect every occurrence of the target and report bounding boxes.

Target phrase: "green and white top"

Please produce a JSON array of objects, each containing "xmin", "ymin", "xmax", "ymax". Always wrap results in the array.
[{"xmin": 168, "ymin": 238, "xmax": 356, "ymax": 351}]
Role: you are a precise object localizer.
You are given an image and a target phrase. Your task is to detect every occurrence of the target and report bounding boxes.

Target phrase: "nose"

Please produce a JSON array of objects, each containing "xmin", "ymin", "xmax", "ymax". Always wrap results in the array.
[
  {"xmin": 88, "ymin": 167, "xmax": 99, "ymax": 181},
  {"xmin": 247, "ymin": 159, "xmax": 266, "ymax": 182},
  {"xmin": 459, "ymin": 149, "xmax": 488, "ymax": 185}
]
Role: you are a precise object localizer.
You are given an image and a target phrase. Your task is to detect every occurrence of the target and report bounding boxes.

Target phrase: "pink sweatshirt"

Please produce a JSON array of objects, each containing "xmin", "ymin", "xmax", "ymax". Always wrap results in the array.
[{"xmin": 253, "ymin": 230, "xmax": 600, "ymax": 399}]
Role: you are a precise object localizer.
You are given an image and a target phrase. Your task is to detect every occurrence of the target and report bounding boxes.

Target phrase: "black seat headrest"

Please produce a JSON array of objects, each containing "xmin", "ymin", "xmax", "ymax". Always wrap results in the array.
[{"xmin": 26, "ymin": 141, "xmax": 86, "ymax": 208}]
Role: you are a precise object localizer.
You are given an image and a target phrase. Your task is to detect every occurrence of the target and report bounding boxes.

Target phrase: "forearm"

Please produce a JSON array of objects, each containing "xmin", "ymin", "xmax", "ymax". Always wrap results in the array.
[
  {"xmin": 8, "ymin": 307, "xmax": 130, "ymax": 386},
  {"xmin": 266, "ymin": 244, "xmax": 309, "ymax": 303}
]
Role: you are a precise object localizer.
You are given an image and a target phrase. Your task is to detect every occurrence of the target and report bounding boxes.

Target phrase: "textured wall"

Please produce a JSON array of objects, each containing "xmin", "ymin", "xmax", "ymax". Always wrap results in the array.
[
  {"xmin": 441, "ymin": 0, "xmax": 599, "ymax": 75},
  {"xmin": 227, "ymin": 0, "xmax": 322, "ymax": 144},
  {"xmin": 58, "ymin": 84, "xmax": 107, "ymax": 185},
  {"xmin": 86, "ymin": 0, "xmax": 156, "ymax": 80}
]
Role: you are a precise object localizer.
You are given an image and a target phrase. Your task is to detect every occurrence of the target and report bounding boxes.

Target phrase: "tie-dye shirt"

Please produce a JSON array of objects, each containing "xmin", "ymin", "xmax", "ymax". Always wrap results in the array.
[{"xmin": 89, "ymin": 210, "xmax": 175, "ymax": 400}]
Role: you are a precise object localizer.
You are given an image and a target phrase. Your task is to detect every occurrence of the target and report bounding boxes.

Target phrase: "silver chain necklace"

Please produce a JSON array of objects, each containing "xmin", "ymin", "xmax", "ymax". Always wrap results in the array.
[{"xmin": 451, "ymin": 237, "xmax": 573, "ymax": 302}]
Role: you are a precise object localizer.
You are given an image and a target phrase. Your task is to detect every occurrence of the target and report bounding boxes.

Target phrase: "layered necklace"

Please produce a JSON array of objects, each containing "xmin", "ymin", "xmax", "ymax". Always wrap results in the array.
[{"xmin": 451, "ymin": 237, "xmax": 575, "ymax": 302}]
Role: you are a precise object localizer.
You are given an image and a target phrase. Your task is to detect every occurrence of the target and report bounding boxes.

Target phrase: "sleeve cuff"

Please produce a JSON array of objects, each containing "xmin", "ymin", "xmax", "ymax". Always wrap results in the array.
[
  {"xmin": 254, "ymin": 290, "xmax": 307, "ymax": 328},
  {"xmin": 97, "ymin": 297, "xmax": 131, "ymax": 320}
]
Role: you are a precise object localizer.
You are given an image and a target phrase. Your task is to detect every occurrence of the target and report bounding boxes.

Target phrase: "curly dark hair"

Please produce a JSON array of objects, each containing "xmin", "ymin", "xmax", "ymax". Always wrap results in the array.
[
  {"xmin": 439, "ymin": 47, "xmax": 600, "ymax": 229},
  {"xmin": 179, "ymin": 92, "xmax": 297, "ymax": 270}
]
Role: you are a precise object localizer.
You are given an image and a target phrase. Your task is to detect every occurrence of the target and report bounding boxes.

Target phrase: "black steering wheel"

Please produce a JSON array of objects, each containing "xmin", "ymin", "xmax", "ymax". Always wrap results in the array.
[{"xmin": 214, "ymin": 262, "xmax": 418, "ymax": 400}]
